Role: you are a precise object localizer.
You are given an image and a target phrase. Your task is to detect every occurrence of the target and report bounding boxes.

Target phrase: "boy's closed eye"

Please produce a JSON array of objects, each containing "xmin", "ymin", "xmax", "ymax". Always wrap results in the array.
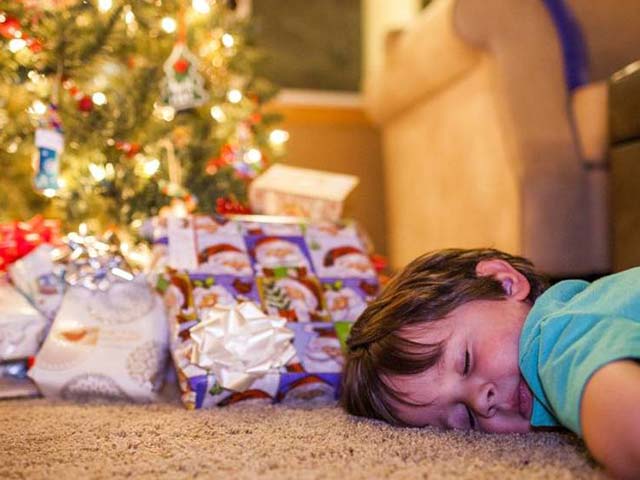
[{"xmin": 461, "ymin": 348, "xmax": 476, "ymax": 430}]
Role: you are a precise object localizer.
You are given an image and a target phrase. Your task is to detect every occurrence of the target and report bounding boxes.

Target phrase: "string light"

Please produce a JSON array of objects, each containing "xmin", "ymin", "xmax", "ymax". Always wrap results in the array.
[
  {"xmin": 210, "ymin": 105, "xmax": 226, "ymax": 122},
  {"xmin": 92, "ymin": 92, "xmax": 107, "ymax": 106},
  {"xmin": 125, "ymin": 10, "xmax": 135, "ymax": 24},
  {"xmin": 227, "ymin": 89, "xmax": 242, "ymax": 103},
  {"xmin": 154, "ymin": 103, "xmax": 176, "ymax": 122},
  {"xmin": 98, "ymin": 0, "xmax": 112, "ymax": 12},
  {"xmin": 89, "ymin": 163, "xmax": 107, "ymax": 182},
  {"xmin": 43, "ymin": 189, "xmax": 57, "ymax": 198},
  {"xmin": 192, "ymin": 0, "xmax": 211, "ymax": 14},
  {"xmin": 161, "ymin": 106, "xmax": 175, "ymax": 122},
  {"xmin": 142, "ymin": 158, "xmax": 160, "ymax": 177},
  {"xmin": 221, "ymin": 33, "xmax": 235, "ymax": 48},
  {"xmin": 161, "ymin": 17, "xmax": 177, "ymax": 33},
  {"xmin": 245, "ymin": 148, "xmax": 262, "ymax": 164},
  {"xmin": 8, "ymin": 38, "xmax": 26, "ymax": 53},
  {"xmin": 29, "ymin": 100, "xmax": 47, "ymax": 116},
  {"xmin": 269, "ymin": 129, "xmax": 289, "ymax": 145}
]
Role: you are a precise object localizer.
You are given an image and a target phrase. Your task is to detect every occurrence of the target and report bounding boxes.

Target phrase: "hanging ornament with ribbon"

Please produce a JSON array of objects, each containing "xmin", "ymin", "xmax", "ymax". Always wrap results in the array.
[
  {"xmin": 160, "ymin": 4, "xmax": 209, "ymax": 112},
  {"xmin": 33, "ymin": 105, "xmax": 64, "ymax": 195},
  {"xmin": 34, "ymin": 64, "xmax": 64, "ymax": 196}
]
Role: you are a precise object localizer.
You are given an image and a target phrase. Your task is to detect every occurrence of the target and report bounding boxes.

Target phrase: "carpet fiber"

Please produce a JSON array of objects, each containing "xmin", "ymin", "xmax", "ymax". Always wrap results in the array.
[{"xmin": 0, "ymin": 394, "xmax": 605, "ymax": 479}]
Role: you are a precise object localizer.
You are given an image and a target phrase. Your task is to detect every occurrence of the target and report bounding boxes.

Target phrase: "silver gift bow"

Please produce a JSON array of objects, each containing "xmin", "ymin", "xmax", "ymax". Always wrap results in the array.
[
  {"xmin": 54, "ymin": 229, "xmax": 136, "ymax": 291},
  {"xmin": 189, "ymin": 302, "xmax": 296, "ymax": 392}
]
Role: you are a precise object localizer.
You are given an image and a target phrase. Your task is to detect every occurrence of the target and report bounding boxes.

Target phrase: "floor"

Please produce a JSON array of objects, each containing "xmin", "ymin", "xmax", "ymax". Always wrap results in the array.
[{"xmin": 0, "ymin": 394, "xmax": 605, "ymax": 480}]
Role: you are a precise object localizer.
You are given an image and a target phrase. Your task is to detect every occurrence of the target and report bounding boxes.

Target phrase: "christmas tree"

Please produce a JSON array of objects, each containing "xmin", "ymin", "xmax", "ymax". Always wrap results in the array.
[{"xmin": 0, "ymin": 0, "xmax": 287, "ymax": 231}]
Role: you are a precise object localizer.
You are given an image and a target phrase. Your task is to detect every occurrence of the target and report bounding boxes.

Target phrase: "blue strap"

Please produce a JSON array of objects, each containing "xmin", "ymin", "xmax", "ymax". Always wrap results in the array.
[{"xmin": 541, "ymin": 0, "xmax": 589, "ymax": 90}]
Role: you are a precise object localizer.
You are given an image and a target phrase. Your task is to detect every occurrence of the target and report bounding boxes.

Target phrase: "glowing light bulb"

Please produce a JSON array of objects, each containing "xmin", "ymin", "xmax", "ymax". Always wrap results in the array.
[
  {"xmin": 43, "ymin": 189, "xmax": 57, "ymax": 198},
  {"xmin": 192, "ymin": 0, "xmax": 211, "ymax": 14},
  {"xmin": 98, "ymin": 0, "xmax": 112, "ymax": 12},
  {"xmin": 210, "ymin": 105, "xmax": 226, "ymax": 122},
  {"xmin": 245, "ymin": 148, "xmax": 262, "ymax": 164},
  {"xmin": 161, "ymin": 106, "xmax": 175, "ymax": 122},
  {"xmin": 92, "ymin": 92, "xmax": 107, "ymax": 106},
  {"xmin": 161, "ymin": 17, "xmax": 177, "ymax": 33},
  {"xmin": 125, "ymin": 10, "xmax": 135, "ymax": 24},
  {"xmin": 171, "ymin": 201, "xmax": 188, "ymax": 218},
  {"xmin": 142, "ymin": 158, "xmax": 160, "ymax": 177},
  {"xmin": 269, "ymin": 129, "xmax": 289, "ymax": 145},
  {"xmin": 221, "ymin": 33, "xmax": 234, "ymax": 48},
  {"xmin": 8, "ymin": 38, "xmax": 26, "ymax": 53},
  {"xmin": 89, "ymin": 163, "xmax": 107, "ymax": 182},
  {"xmin": 29, "ymin": 100, "xmax": 47, "ymax": 116},
  {"xmin": 227, "ymin": 89, "xmax": 242, "ymax": 104}
]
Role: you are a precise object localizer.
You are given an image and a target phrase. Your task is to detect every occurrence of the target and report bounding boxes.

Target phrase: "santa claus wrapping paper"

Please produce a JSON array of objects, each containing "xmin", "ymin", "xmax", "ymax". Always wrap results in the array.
[{"xmin": 157, "ymin": 214, "xmax": 380, "ymax": 409}]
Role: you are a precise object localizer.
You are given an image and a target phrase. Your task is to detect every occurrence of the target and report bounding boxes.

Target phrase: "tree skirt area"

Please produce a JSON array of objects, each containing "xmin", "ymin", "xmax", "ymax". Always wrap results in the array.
[{"xmin": 0, "ymin": 391, "xmax": 606, "ymax": 480}]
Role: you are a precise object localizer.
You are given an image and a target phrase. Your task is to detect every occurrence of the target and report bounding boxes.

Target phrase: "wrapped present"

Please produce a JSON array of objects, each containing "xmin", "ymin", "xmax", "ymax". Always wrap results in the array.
[
  {"xmin": 28, "ymin": 279, "xmax": 169, "ymax": 402},
  {"xmin": 10, "ymin": 226, "xmax": 155, "ymax": 320},
  {"xmin": 9, "ymin": 244, "xmax": 65, "ymax": 320},
  {"xmin": 164, "ymin": 299, "xmax": 346, "ymax": 409},
  {"xmin": 0, "ymin": 359, "xmax": 40, "ymax": 399},
  {"xmin": 160, "ymin": 214, "xmax": 380, "ymax": 409},
  {"xmin": 248, "ymin": 164, "xmax": 359, "ymax": 222},
  {"xmin": 0, "ymin": 278, "xmax": 48, "ymax": 362},
  {"xmin": 163, "ymin": 214, "xmax": 380, "ymax": 322},
  {"xmin": 25, "ymin": 227, "xmax": 169, "ymax": 402},
  {"xmin": 0, "ymin": 216, "xmax": 61, "ymax": 271}
]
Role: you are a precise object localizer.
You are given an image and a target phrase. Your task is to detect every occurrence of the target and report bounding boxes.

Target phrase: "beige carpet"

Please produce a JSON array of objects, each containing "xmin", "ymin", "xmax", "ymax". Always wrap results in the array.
[{"xmin": 0, "ymin": 391, "xmax": 605, "ymax": 480}]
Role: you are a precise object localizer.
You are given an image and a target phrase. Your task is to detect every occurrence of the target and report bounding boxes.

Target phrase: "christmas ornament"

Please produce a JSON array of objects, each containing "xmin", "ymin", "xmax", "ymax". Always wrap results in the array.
[
  {"xmin": 215, "ymin": 197, "xmax": 251, "ymax": 215},
  {"xmin": 114, "ymin": 141, "xmax": 141, "ymax": 158},
  {"xmin": 161, "ymin": 43, "xmax": 209, "ymax": 111},
  {"xmin": 33, "ymin": 104, "xmax": 63, "ymax": 194},
  {"xmin": 77, "ymin": 94, "xmax": 93, "ymax": 113}
]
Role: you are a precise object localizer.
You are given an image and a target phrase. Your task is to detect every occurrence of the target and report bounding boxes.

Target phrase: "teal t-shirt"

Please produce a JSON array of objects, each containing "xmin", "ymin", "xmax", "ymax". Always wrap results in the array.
[{"xmin": 519, "ymin": 267, "xmax": 640, "ymax": 436}]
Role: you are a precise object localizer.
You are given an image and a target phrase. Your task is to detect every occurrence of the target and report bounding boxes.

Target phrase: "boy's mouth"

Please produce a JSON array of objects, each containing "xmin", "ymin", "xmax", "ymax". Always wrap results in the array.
[{"xmin": 517, "ymin": 376, "xmax": 533, "ymax": 419}]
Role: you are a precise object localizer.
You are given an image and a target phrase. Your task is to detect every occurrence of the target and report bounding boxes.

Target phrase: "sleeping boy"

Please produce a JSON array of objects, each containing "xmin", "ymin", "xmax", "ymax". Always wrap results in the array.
[{"xmin": 341, "ymin": 248, "xmax": 640, "ymax": 479}]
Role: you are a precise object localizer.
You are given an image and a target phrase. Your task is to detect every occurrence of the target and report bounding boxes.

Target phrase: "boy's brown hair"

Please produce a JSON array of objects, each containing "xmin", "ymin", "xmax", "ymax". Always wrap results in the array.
[{"xmin": 341, "ymin": 248, "xmax": 549, "ymax": 425}]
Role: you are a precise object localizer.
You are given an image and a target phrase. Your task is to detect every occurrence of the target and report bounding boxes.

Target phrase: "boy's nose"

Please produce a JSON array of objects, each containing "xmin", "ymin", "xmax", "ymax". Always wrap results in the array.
[{"xmin": 469, "ymin": 382, "xmax": 497, "ymax": 417}]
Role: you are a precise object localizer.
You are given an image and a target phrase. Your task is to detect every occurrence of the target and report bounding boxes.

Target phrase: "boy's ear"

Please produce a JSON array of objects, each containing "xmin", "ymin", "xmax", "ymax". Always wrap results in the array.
[{"xmin": 475, "ymin": 259, "xmax": 531, "ymax": 301}]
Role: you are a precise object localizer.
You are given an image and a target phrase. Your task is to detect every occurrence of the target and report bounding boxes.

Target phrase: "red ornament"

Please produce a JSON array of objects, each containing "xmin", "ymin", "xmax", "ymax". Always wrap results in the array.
[
  {"xmin": 215, "ymin": 197, "xmax": 251, "ymax": 215},
  {"xmin": 28, "ymin": 38, "xmax": 43, "ymax": 53},
  {"xmin": 0, "ymin": 16, "xmax": 21, "ymax": 39},
  {"xmin": 77, "ymin": 94, "xmax": 93, "ymax": 112},
  {"xmin": 173, "ymin": 57, "xmax": 190, "ymax": 75},
  {"xmin": 115, "ymin": 141, "xmax": 141, "ymax": 158},
  {"xmin": 369, "ymin": 253, "xmax": 388, "ymax": 274},
  {"xmin": 249, "ymin": 112, "xmax": 262, "ymax": 124},
  {"xmin": 205, "ymin": 156, "xmax": 229, "ymax": 175}
]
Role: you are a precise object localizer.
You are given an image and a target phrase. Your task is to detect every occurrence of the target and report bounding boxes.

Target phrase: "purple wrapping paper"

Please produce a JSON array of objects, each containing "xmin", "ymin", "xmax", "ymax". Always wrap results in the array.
[{"xmin": 161, "ymin": 215, "xmax": 379, "ymax": 409}]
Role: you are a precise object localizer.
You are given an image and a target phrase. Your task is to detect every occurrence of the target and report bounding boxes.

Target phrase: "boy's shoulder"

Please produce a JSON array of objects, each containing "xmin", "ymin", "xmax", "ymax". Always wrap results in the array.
[{"xmin": 534, "ymin": 266, "xmax": 640, "ymax": 314}]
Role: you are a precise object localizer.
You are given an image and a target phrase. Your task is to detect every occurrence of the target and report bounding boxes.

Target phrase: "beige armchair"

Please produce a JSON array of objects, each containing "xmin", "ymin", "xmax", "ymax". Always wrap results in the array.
[{"xmin": 366, "ymin": 0, "xmax": 640, "ymax": 276}]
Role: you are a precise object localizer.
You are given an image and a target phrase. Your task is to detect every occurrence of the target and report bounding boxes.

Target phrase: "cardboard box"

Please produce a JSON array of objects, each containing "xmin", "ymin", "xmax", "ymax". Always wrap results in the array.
[{"xmin": 249, "ymin": 164, "xmax": 359, "ymax": 222}]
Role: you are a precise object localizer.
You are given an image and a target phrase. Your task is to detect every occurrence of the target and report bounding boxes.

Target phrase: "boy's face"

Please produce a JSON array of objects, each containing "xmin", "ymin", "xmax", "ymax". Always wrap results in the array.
[{"xmin": 386, "ymin": 297, "xmax": 534, "ymax": 433}]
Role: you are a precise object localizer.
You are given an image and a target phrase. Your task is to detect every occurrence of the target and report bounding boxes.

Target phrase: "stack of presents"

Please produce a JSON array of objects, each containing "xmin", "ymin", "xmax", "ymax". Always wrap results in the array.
[{"xmin": 0, "ymin": 166, "xmax": 382, "ymax": 408}]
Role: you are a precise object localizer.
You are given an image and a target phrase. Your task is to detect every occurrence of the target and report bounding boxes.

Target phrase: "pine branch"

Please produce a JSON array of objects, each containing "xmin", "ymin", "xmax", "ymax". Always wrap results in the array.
[{"xmin": 78, "ymin": 4, "xmax": 126, "ymax": 66}]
